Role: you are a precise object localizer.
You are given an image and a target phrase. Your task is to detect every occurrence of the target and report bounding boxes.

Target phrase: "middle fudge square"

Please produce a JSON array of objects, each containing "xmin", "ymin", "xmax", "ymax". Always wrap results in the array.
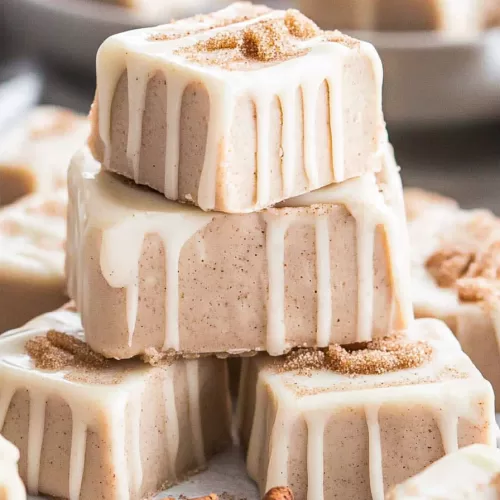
[
  {"xmin": 89, "ymin": 3, "xmax": 385, "ymax": 213},
  {"xmin": 67, "ymin": 147, "xmax": 412, "ymax": 359},
  {"xmin": 238, "ymin": 318, "xmax": 496, "ymax": 500}
]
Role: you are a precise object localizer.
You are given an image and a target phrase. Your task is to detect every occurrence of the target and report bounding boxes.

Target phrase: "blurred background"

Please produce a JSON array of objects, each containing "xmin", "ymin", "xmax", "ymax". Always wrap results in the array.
[{"xmin": 1, "ymin": 0, "xmax": 499, "ymax": 211}]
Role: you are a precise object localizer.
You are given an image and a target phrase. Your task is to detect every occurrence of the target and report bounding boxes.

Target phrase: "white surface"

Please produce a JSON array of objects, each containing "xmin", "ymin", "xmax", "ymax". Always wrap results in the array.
[{"xmin": 353, "ymin": 29, "xmax": 500, "ymax": 125}]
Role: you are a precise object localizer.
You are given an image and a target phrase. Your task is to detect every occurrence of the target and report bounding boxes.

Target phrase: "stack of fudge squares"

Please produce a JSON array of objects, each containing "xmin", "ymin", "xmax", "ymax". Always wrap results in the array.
[{"xmin": 0, "ymin": 3, "xmax": 499, "ymax": 500}]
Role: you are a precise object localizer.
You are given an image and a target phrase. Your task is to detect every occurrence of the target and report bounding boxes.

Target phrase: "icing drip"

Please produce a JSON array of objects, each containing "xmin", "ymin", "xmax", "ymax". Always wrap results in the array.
[
  {"xmin": 126, "ymin": 59, "xmax": 150, "ymax": 183},
  {"xmin": 27, "ymin": 392, "xmax": 46, "ymax": 494},
  {"xmin": 129, "ymin": 392, "xmax": 144, "ymax": 496},
  {"xmin": 365, "ymin": 404, "xmax": 384, "ymax": 500},
  {"xmin": 69, "ymin": 419, "xmax": 87, "ymax": 500},
  {"xmin": 264, "ymin": 214, "xmax": 295, "ymax": 355},
  {"xmin": 108, "ymin": 398, "xmax": 131, "ymax": 498},
  {"xmin": 186, "ymin": 361, "xmax": 205, "ymax": 465},
  {"xmin": 315, "ymin": 215, "xmax": 332, "ymax": 346},
  {"xmin": 305, "ymin": 414, "xmax": 326, "ymax": 500},
  {"xmin": 0, "ymin": 436, "xmax": 25, "ymax": 500},
  {"xmin": 264, "ymin": 407, "xmax": 291, "ymax": 493},
  {"xmin": 95, "ymin": 9, "xmax": 383, "ymax": 211}
]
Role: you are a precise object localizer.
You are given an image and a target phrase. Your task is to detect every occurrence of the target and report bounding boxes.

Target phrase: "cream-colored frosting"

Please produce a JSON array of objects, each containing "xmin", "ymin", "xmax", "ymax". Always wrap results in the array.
[
  {"xmin": 0, "ymin": 308, "xmax": 206, "ymax": 500},
  {"xmin": 95, "ymin": 3, "xmax": 384, "ymax": 211},
  {"xmin": 0, "ymin": 190, "xmax": 66, "ymax": 278},
  {"xmin": 240, "ymin": 318, "xmax": 496, "ymax": 500},
  {"xmin": 68, "ymin": 146, "xmax": 412, "ymax": 355},
  {"xmin": 0, "ymin": 106, "xmax": 88, "ymax": 195},
  {"xmin": 387, "ymin": 444, "xmax": 500, "ymax": 499},
  {"xmin": 0, "ymin": 435, "xmax": 26, "ymax": 500}
]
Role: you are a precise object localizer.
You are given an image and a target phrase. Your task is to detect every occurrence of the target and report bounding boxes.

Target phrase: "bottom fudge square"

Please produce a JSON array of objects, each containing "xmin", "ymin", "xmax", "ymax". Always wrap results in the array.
[
  {"xmin": 0, "ymin": 306, "xmax": 232, "ymax": 500},
  {"xmin": 0, "ymin": 435, "xmax": 26, "ymax": 500},
  {"xmin": 386, "ymin": 444, "xmax": 500, "ymax": 499},
  {"xmin": 238, "ymin": 318, "xmax": 496, "ymax": 500}
]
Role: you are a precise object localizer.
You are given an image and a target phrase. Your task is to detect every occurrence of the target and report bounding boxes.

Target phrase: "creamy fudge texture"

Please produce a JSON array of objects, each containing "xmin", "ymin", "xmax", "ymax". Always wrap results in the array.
[
  {"xmin": 0, "ymin": 307, "xmax": 232, "ymax": 500},
  {"xmin": 406, "ymin": 188, "xmax": 500, "ymax": 410},
  {"xmin": 299, "ymin": 0, "xmax": 486, "ymax": 34},
  {"xmin": 0, "ymin": 435, "xmax": 26, "ymax": 500},
  {"xmin": 237, "ymin": 318, "xmax": 496, "ymax": 500},
  {"xmin": 89, "ymin": 2, "xmax": 385, "ymax": 213},
  {"xmin": 386, "ymin": 444, "xmax": 500, "ymax": 499},
  {"xmin": 66, "ymin": 147, "xmax": 412, "ymax": 359},
  {"xmin": 0, "ymin": 190, "xmax": 67, "ymax": 333},
  {"xmin": 0, "ymin": 106, "xmax": 88, "ymax": 207}
]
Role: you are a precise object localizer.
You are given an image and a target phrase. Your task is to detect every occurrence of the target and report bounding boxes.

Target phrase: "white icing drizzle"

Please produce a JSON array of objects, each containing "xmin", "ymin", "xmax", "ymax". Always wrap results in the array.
[
  {"xmin": 69, "ymin": 419, "xmax": 87, "ymax": 500},
  {"xmin": 186, "ymin": 360, "xmax": 205, "ymax": 465},
  {"xmin": 243, "ymin": 319, "xmax": 496, "ymax": 500},
  {"xmin": 26, "ymin": 392, "xmax": 46, "ymax": 494},
  {"xmin": 365, "ymin": 404, "xmax": 384, "ymax": 500},
  {"xmin": 126, "ymin": 58, "xmax": 150, "ymax": 183},
  {"xmin": 129, "ymin": 392, "xmax": 144, "ymax": 497},
  {"xmin": 95, "ymin": 7, "xmax": 383, "ymax": 211},
  {"xmin": 305, "ymin": 414, "xmax": 326, "ymax": 500},
  {"xmin": 315, "ymin": 215, "xmax": 332, "ymax": 347},
  {"xmin": 264, "ymin": 407, "xmax": 291, "ymax": 493},
  {"xmin": 264, "ymin": 214, "xmax": 295, "ymax": 356}
]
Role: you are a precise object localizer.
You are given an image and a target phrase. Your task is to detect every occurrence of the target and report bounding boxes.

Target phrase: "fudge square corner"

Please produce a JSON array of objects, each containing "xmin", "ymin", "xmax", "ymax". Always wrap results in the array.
[{"xmin": 238, "ymin": 318, "xmax": 496, "ymax": 500}]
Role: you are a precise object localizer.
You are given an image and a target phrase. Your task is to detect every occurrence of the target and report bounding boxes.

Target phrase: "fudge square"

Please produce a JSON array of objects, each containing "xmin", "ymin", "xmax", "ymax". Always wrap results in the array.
[
  {"xmin": 299, "ymin": 0, "xmax": 487, "ymax": 34},
  {"xmin": 89, "ymin": 2, "xmax": 385, "ymax": 213},
  {"xmin": 0, "ymin": 435, "xmax": 26, "ymax": 500},
  {"xmin": 406, "ymin": 188, "xmax": 500, "ymax": 410},
  {"xmin": 0, "ymin": 306, "xmax": 232, "ymax": 500},
  {"xmin": 0, "ymin": 190, "xmax": 67, "ymax": 333},
  {"xmin": 0, "ymin": 106, "xmax": 88, "ymax": 207},
  {"xmin": 67, "ymin": 146, "xmax": 412, "ymax": 359},
  {"xmin": 386, "ymin": 444, "xmax": 500, "ymax": 500},
  {"xmin": 238, "ymin": 318, "xmax": 496, "ymax": 500}
]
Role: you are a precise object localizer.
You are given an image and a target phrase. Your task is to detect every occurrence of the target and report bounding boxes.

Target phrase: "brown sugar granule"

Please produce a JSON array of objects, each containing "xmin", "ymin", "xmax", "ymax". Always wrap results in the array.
[
  {"xmin": 194, "ymin": 31, "xmax": 241, "ymax": 52},
  {"xmin": 148, "ymin": 32, "xmax": 192, "ymax": 42},
  {"xmin": 26, "ymin": 330, "xmax": 109, "ymax": 371},
  {"xmin": 241, "ymin": 20, "xmax": 292, "ymax": 62},
  {"xmin": 426, "ymin": 248, "xmax": 474, "ymax": 288},
  {"xmin": 280, "ymin": 336, "xmax": 432, "ymax": 376},
  {"xmin": 464, "ymin": 240, "xmax": 500, "ymax": 281},
  {"xmin": 324, "ymin": 30, "xmax": 360, "ymax": 50},
  {"xmin": 326, "ymin": 337, "xmax": 433, "ymax": 375},
  {"xmin": 284, "ymin": 9, "xmax": 320, "ymax": 39}
]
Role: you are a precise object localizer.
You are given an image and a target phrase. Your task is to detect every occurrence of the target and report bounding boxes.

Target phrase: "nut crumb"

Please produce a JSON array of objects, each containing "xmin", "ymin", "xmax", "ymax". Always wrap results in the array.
[{"xmin": 262, "ymin": 486, "xmax": 294, "ymax": 500}]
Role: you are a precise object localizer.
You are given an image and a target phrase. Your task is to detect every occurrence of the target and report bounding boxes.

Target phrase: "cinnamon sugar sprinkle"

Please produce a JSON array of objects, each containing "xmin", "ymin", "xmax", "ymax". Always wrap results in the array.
[
  {"xmin": 280, "ymin": 336, "xmax": 433, "ymax": 376},
  {"xmin": 427, "ymin": 239, "xmax": 500, "ymax": 300},
  {"xmin": 175, "ymin": 9, "xmax": 346, "ymax": 67},
  {"xmin": 25, "ymin": 330, "xmax": 109, "ymax": 371}
]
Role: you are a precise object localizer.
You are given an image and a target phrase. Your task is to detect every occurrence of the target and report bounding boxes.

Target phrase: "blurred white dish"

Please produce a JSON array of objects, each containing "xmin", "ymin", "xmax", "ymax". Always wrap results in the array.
[
  {"xmin": 354, "ymin": 29, "xmax": 500, "ymax": 125},
  {"xmin": 5, "ymin": 0, "xmax": 500, "ymax": 124},
  {"xmin": 3, "ymin": 0, "xmax": 221, "ymax": 74}
]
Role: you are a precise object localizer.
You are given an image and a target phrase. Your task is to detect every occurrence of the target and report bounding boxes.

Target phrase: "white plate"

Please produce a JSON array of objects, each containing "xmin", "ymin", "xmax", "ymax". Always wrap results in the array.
[
  {"xmin": 353, "ymin": 29, "xmax": 500, "ymax": 125},
  {"xmin": 3, "ymin": 0, "xmax": 224, "ymax": 74},
  {"xmin": 5, "ymin": 0, "xmax": 500, "ymax": 125}
]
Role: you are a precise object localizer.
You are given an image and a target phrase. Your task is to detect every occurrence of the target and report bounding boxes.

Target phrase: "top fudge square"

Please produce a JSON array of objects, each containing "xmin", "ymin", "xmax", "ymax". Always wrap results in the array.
[{"xmin": 89, "ymin": 2, "xmax": 385, "ymax": 213}]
